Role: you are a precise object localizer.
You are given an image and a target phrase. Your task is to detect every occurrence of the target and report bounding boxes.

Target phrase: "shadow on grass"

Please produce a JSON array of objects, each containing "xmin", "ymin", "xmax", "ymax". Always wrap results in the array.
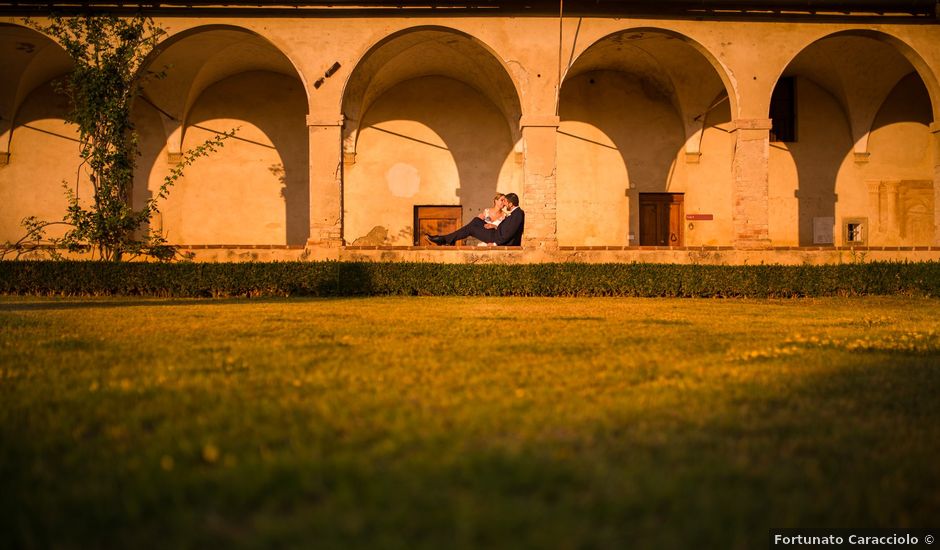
[{"xmin": 1, "ymin": 353, "xmax": 938, "ymax": 549}]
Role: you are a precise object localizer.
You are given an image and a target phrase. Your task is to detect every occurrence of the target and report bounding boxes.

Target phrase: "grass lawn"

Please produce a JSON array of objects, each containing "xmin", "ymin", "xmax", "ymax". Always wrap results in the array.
[{"xmin": 1, "ymin": 296, "xmax": 938, "ymax": 549}]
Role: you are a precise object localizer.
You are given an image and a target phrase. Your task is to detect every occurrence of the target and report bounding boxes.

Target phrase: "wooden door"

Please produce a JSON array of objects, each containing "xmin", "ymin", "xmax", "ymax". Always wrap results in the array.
[
  {"xmin": 639, "ymin": 193, "xmax": 683, "ymax": 246},
  {"xmin": 414, "ymin": 205, "xmax": 462, "ymax": 245}
]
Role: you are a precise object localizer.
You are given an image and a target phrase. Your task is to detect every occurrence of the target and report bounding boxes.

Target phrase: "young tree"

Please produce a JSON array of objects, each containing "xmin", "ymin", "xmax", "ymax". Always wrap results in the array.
[{"xmin": 7, "ymin": 14, "xmax": 232, "ymax": 261}]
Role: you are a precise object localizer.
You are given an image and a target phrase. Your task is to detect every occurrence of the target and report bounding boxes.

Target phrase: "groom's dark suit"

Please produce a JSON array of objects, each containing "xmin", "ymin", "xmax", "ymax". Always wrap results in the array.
[{"xmin": 440, "ymin": 207, "xmax": 525, "ymax": 246}]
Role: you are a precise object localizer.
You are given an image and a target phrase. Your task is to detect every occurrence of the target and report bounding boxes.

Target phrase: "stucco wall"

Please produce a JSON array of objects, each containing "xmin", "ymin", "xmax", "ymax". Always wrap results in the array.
[{"xmin": 687, "ymin": 100, "xmax": 736, "ymax": 246}]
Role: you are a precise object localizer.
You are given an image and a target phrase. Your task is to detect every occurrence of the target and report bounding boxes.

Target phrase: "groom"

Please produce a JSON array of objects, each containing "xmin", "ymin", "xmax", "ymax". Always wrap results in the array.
[{"xmin": 426, "ymin": 193, "xmax": 525, "ymax": 246}]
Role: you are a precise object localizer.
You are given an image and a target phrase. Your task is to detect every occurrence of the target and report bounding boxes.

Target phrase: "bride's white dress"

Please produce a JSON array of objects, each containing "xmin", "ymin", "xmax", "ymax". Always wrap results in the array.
[{"xmin": 478, "ymin": 208, "xmax": 504, "ymax": 246}]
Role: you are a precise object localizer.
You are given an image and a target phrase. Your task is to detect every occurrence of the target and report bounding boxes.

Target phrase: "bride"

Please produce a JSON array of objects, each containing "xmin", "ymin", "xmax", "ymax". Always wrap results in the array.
[
  {"xmin": 474, "ymin": 193, "xmax": 507, "ymax": 246},
  {"xmin": 479, "ymin": 193, "xmax": 507, "ymax": 227}
]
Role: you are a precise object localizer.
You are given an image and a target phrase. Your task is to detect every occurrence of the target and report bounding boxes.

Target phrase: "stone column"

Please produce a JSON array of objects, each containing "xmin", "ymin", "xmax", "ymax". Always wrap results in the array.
[
  {"xmin": 520, "ymin": 115, "xmax": 559, "ymax": 250},
  {"xmin": 306, "ymin": 116, "xmax": 344, "ymax": 254},
  {"xmin": 731, "ymin": 118, "xmax": 773, "ymax": 248},
  {"xmin": 884, "ymin": 180, "xmax": 900, "ymax": 241},
  {"xmin": 867, "ymin": 181, "xmax": 883, "ymax": 233},
  {"xmin": 932, "ymin": 122, "xmax": 940, "ymax": 246}
]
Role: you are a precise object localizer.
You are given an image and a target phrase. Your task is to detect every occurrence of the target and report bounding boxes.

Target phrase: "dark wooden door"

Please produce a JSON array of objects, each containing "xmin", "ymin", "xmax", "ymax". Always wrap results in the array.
[
  {"xmin": 639, "ymin": 193, "xmax": 684, "ymax": 246},
  {"xmin": 414, "ymin": 205, "xmax": 462, "ymax": 245}
]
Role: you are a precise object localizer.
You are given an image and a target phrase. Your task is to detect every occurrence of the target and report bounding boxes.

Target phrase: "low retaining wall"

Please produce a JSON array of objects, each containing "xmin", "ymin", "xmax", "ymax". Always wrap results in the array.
[
  {"xmin": 330, "ymin": 245, "xmax": 940, "ymax": 265},
  {"xmin": 9, "ymin": 244, "xmax": 940, "ymax": 264}
]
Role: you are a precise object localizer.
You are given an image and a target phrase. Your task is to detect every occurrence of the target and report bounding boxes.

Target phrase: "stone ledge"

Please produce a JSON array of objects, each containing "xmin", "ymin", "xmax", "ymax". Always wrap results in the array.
[
  {"xmin": 179, "ymin": 244, "xmax": 306, "ymax": 250},
  {"xmin": 345, "ymin": 245, "xmax": 523, "ymax": 251},
  {"xmin": 306, "ymin": 115, "xmax": 343, "ymax": 127},
  {"xmin": 519, "ymin": 115, "xmax": 560, "ymax": 128},
  {"xmin": 12, "ymin": 245, "xmax": 940, "ymax": 264},
  {"xmin": 58, "ymin": 244, "xmax": 938, "ymax": 253},
  {"xmin": 336, "ymin": 247, "xmax": 940, "ymax": 265},
  {"xmin": 733, "ymin": 118, "xmax": 773, "ymax": 130},
  {"xmin": 552, "ymin": 245, "xmax": 937, "ymax": 252}
]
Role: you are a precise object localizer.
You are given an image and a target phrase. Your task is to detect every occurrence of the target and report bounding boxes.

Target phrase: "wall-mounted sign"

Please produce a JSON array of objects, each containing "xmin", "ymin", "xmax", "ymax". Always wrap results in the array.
[
  {"xmin": 813, "ymin": 217, "xmax": 834, "ymax": 244},
  {"xmin": 686, "ymin": 214, "xmax": 714, "ymax": 221}
]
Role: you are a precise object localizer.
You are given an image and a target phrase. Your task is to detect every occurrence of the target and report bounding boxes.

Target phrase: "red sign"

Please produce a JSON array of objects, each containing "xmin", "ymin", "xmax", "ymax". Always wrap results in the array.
[{"xmin": 686, "ymin": 214, "xmax": 714, "ymax": 221}]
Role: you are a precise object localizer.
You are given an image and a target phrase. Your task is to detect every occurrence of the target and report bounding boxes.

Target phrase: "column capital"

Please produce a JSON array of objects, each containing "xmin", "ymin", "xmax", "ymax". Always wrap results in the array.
[
  {"xmin": 733, "ymin": 118, "xmax": 773, "ymax": 131},
  {"xmin": 306, "ymin": 114, "xmax": 344, "ymax": 127},
  {"xmin": 930, "ymin": 122, "xmax": 940, "ymax": 134},
  {"xmin": 520, "ymin": 115, "xmax": 560, "ymax": 129}
]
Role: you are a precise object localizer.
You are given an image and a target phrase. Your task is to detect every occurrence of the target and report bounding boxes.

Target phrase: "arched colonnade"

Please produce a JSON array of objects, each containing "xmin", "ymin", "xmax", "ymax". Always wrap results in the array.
[{"xmin": 1, "ymin": 18, "xmax": 938, "ymax": 250}]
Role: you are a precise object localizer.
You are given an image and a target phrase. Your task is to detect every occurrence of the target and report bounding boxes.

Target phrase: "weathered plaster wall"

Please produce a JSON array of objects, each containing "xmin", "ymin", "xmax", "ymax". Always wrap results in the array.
[{"xmin": 686, "ymin": 100, "xmax": 736, "ymax": 246}]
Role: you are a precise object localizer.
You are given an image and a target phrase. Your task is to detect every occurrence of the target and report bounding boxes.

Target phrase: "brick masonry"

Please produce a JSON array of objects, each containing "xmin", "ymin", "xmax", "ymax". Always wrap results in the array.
[
  {"xmin": 307, "ymin": 123, "xmax": 344, "ymax": 247},
  {"xmin": 732, "ymin": 119, "xmax": 773, "ymax": 249},
  {"xmin": 521, "ymin": 122, "xmax": 560, "ymax": 251}
]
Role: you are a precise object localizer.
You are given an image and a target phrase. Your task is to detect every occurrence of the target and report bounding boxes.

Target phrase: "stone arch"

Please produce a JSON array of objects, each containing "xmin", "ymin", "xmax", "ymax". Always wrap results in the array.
[
  {"xmin": 564, "ymin": 27, "xmax": 739, "ymax": 124},
  {"xmin": 772, "ymin": 29, "xmax": 939, "ymax": 141},
  {"xmin": 138, "ymin": 25, "xmax": 310, "ymax": 245},
  {"xmin": 0, "ymin": 23, "xmax": 72, "ymax": 161},
  {"xmin": 767, "ymin": 30, "xmax": 937, "ymax": 246},
  {"xmin": 556, "ymin": 27, "xmax": 737, "ymax": 247},
  {"xmin": 0, "ymin": 23, "xmax": 77, "ymax": 244},
  {"xmin": 145, "ymin": 23, "xmax": 311, "ymax": 103},
  {"xmin": 340, "ymin": 25, "xmax": 523, "ymax": 246},
  {"xmin": 341, "ymin": 25, "xmax": 523, "ymax": 156},
  {"xmin": 142, "ymin": 24, "xmax": 309, "ymax": 157}
]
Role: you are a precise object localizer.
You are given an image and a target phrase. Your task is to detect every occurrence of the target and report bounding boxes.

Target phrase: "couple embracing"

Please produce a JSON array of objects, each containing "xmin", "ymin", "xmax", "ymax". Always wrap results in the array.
[{"xmin": 425, "ymin": 192, "xmax": 525, "ymax": 247}]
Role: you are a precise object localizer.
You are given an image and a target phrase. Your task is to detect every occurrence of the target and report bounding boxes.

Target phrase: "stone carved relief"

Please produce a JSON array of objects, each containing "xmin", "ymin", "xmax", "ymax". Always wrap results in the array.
[{"xmin": 865, "ymin": 180, "xmax": 934, "ymax": 245}]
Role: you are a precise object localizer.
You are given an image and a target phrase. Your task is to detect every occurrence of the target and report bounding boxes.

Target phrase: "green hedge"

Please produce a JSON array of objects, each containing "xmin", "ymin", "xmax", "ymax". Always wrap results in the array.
[{"xmin": 1, "ymin": 260, "xmax": 939, "ymax": 298}]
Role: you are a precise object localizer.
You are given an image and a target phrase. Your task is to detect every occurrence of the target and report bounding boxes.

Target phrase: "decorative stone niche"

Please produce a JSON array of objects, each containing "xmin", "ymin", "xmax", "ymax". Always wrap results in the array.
[{"xmin": 866, "ymin": 180, "xmax": 934, "ymax": 246}]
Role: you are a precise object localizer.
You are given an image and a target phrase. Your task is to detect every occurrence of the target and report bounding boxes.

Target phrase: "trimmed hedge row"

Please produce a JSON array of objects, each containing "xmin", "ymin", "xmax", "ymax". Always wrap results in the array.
[{"xmin": 1, "ymin": 260, "xmax": 939, "ymax": 298}]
